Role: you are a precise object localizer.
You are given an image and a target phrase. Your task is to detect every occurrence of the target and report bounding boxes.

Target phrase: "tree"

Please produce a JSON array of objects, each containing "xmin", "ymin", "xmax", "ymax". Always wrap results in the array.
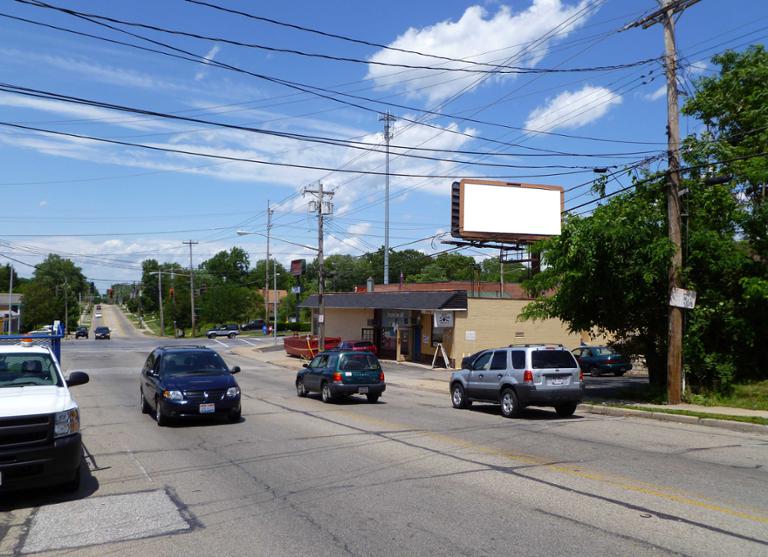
[
  {"xmin": 20, "ymin": 254, "xmax": 87, "ymax": 330},
  {"xmin": 199, "ymin": 284, "xmax": 253, "ymax": 324},
  {"xmin": 522, "ymin": 45, "xmax": 768, "ymax": 394},
  {"xmin": 201, "ymin": 247, "xmax": 250, "ymax": 285}
]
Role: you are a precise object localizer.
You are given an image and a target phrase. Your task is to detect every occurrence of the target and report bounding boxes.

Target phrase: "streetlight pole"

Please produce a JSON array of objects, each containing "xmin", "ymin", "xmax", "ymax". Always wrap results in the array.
[
  {"xmin": 379, "ymin": 112, "xmax": 395, "ymax": 285},
  {"xmin": 266, "ymin": 201, "xmax": 272, "ymax": 321},
  {"xmin": 7, "ymin": 265, "xmax": 13, "ymax": 334}
]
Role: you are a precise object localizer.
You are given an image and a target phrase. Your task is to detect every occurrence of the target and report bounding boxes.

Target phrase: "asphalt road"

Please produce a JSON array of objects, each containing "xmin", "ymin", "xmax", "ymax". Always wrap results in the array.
[{"xmin": 2, "ymin": 305, "xmax": 767, "ymax": 556}]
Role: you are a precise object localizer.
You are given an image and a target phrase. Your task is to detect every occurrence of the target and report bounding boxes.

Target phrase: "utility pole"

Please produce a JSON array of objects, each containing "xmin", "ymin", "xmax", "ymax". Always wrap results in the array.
[
  {"xmin": 183, "ymin": 240, "xmax": 198, "ymax": 337},
  {"xmin": 303, "ymin": 182, "xmax": 334, "ymax": 350},
  {"xmin": 266, "ymin": 201, "xmax": 273, "ymax": 321},
  {"xmin": 149, "ymin": 271, "xmax": 164, "ymax": 336},
  {"xmin": 273, "ymin": 260, "xmax": 278, "ymax": 342},
  {"xmin": 7, "ymin": 265, "xmax": 13, "ymax": 334},
  {"xmin": 624, "ymin": 0, "xmax": 699, "ymax": 404},
  {"xmin": 379, "ymin": 112, "xmax": 396, "ymax": 284}
]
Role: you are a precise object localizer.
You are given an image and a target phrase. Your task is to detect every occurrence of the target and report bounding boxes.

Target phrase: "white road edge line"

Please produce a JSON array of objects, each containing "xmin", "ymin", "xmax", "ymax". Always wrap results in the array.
[
  {"xmin": 238, "ymin": 338, "xmax": 258, "ymax": 346},
  {"xmin": 212, "ymin": 338, "xmax": 230, "ymax": 348}
]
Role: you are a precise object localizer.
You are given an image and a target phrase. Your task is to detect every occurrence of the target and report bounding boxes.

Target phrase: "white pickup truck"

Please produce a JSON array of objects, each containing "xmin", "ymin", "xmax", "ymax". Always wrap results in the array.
[{"xmin": 0, "ymin": 340, "xmax": 89, "ymax": 493}]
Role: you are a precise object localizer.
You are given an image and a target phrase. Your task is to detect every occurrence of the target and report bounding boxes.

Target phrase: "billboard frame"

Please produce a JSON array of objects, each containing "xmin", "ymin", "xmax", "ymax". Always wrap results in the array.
[{"xmin": 451, "ymin": 179, "xmax": 564, "ymax": 243}]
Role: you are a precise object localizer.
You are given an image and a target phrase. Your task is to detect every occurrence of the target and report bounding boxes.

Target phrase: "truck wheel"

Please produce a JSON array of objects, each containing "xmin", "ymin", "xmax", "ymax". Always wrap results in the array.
[
  {"xmin": 500, "ymin": 388, "xmax": 521, "ymax": 418},
  {"xmin": 451, "ymin": 383, "xmax": 471, "ymax": 409},
  {"xmin": 60, "ymin": 464, "xmax": 81, "ymax": 492}
]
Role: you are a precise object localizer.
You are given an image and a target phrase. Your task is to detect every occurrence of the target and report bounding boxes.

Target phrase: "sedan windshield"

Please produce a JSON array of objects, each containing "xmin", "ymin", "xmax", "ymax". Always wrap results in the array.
[
  {"xmin": 593, "ymin": 347, "xmax": 618, "ymax": 356},
  {"xmin": 0, "ymin": 353, "xmax": 60, "ymax": 388},
  {"xmin": 339, "ymin": 353, "xmax": 380, "ymax": 371},
  {"xmin": 161, "ymin": 351, "xmax": 229, "ymax": 376}
]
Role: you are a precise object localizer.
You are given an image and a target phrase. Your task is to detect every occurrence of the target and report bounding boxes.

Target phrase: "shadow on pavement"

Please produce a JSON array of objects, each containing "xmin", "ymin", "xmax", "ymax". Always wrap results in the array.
[{"xmin": 0, "ymin": 463, "xmax": 99, "ymax": 511}]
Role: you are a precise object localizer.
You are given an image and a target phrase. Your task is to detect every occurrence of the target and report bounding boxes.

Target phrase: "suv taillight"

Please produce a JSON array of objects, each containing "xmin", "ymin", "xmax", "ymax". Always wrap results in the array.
[
  {"xmin": 379, "ymin": 371, "xmax": 385, "ymax": 382},
  {"xmin": 523, "ymin": 370, "xmax": 533, "ymax": 383},
  {"xmin": 579, "ymin": 369, "xmax": 584, "ymax": 382},
  {"xmin": 332, "ymin": 372, "xmax": 343, "ymax": 383}
]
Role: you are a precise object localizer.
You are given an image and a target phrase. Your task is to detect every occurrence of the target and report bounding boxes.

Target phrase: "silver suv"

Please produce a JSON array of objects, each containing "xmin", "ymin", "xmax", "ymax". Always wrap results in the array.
[{"xmin": 450, "ymin": 344, "xmax": 584, "ymax": 418}]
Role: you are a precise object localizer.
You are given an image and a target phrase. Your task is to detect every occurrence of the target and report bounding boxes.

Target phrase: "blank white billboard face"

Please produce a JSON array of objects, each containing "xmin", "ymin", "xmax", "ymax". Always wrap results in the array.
[{"xmin": 462, "ymin": 182, "xmax": 562, "ymax": 238}]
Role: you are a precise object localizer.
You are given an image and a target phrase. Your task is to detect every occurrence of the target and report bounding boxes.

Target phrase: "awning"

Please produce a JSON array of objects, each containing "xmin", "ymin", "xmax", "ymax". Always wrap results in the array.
[{"xmin": 299, "ymin": 290, "xmax": 467, "ymax": 311}]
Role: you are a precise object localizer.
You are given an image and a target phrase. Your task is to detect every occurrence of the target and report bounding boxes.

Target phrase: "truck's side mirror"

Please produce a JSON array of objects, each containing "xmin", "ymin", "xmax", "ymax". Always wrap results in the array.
[{"xmin": 66, "ymin": 371, "xmax": 90, "ymax": 387}]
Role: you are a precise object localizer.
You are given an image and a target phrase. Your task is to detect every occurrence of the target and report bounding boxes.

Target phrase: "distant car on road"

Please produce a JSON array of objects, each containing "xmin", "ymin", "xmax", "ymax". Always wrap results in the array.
[
  {"xmin": 139, "ymin": 345, "xmax": 242, "ymax": 425},
  {"xmin": 94, "ymin": 313, "xmax": 102, "ymax": 319},
  {"xmin": 335, "ymin": 340, "xmax": 378, "ymax": 356},
  {"xmin": 207, "ymin": 324, "xmax": 239, "ymax": 339},
  {"xmin": 75, "ymin": 326, "xmax": 88, "ymax": 339},
  {"xmin": 572, "ymin": 346, "xmax": 632, "ymax": 377},
  {"xmin": 296, "ymin": 350, "xmax": 385, "ymax": 403},
  {"xmin": 240, "ymin": 319, "xmax": 265, "ymax": 331},
  {"xmin": 450, "ymin": 344, "xmax": 584, "ymax": 418},
  {"xmin": 94, "ymin": 326, "xmax": 111, "ymax": 340},
  {"xmin": 95, "ymin": 305, "xmax": 101, "ymax": 310}
]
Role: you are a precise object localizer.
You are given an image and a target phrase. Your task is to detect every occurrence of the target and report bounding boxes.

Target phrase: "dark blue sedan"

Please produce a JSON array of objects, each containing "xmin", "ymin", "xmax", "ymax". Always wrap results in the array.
[
  {"xmin": 572, "ymin": 346, "xmax": 632, "ymax": 377},
  {"xmin": 140, "ymin": 346, "xmax": 242, "ymax": 426}
]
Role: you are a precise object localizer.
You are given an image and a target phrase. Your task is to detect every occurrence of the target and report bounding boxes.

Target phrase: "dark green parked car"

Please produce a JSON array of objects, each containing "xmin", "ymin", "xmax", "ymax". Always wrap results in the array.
[
  {"xmin": 296, "ymin": 351, "xmax": 386, "ymax": 403},
  {"xmin": 572, "ymin": 346, "xmax": 632, "ymax": 377}
]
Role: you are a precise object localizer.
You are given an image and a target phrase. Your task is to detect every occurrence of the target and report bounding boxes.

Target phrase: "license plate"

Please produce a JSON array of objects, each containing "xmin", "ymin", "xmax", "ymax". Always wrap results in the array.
[
  {"xmin": 550, "ymin": 378, "xmax": 564, "ymax": 386},
  {"xmin": 199, "ymin": 403, "xmax": 215, "ymax": 414},
  {"xmin": 358, "ymin": 387, "xmax": 369, "ymax": 394}
]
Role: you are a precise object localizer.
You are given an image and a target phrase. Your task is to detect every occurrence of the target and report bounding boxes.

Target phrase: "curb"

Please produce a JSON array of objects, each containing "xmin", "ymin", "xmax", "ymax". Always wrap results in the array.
[{"xmin": 580, "ymin": 404, "xmax": 768, "ymax": 435}]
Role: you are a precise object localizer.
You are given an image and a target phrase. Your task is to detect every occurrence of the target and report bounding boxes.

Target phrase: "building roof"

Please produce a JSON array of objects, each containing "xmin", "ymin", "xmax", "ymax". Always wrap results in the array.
[
  {"xmin": 300, "ymin": 290, "xmax": 467, "ymax": 311},
  {"xmin": 365, "ymin": 281, "xmax": 532, "ymax": 299}
]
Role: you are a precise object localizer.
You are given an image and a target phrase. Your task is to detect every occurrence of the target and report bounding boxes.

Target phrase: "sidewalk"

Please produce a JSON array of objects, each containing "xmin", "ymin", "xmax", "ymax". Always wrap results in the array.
[{"xmin": 228, "ymin": 344, "xmax": 768, "ymax": 435}]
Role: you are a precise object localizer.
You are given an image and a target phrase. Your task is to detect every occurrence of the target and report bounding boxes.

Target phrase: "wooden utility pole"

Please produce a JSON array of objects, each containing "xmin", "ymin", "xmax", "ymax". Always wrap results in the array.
[
  {"xmin": 303, "ymin": 183, "xmax": 334, "ymax": 350},
  {"xmin": 624, "ymin": 0, "xmax": 699, "ymax": 404},
  {"xmin": 183, "ymin": 240, "xmax": 198, "ymax": 337}
]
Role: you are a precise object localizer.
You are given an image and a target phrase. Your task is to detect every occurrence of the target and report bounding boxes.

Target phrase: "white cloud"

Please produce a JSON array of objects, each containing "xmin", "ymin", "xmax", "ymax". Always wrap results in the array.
[
  {"xmin": 366, "ymin": 0, "xmax": 594, "ymax": 103},
  {"xmin": 195, "ymin": 45, "xmax": 221, "ymax": 81},
  {"xmin": 524, "ymin": 85, "xmax": 622, "ymax": 132},
  {"xmin": 644, "ymin": 85, "xmax": 667, "ymax": 101}
]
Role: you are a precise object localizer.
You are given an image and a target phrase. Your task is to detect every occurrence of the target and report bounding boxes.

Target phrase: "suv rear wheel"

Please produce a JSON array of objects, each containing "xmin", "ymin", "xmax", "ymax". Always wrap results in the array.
[
  {"xmin": 499, "ymin": 388, "xmax": 521, "ymax": 418},
  {"xmin": 555, "ymin": 403, "xmax": 577, "ymax": 417},
  {"xmin": 320, "ymin": 382, "xmax": 333, "ymax": 403},
  {"xmin": 228, "ymin": 332, "xmax": 236, "ymax": 339}
]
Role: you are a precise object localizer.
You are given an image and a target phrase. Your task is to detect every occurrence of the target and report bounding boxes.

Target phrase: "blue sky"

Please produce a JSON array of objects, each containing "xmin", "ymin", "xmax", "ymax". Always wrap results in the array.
[{"xmin": 0, "ymin": 0, "xmax": 765, "ymax": 289}]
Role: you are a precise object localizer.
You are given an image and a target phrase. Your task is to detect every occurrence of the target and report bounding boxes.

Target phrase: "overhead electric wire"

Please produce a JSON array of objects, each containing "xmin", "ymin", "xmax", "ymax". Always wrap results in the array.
[{"xmin": 14, "ymin": 0, "xmax": 662, "ymax": 76}]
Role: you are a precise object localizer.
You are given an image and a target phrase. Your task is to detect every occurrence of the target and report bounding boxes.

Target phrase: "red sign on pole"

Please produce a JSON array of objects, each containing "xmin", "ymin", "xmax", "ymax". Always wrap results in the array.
[{"xmin": 290, "ymin": 259, "xmax": 306, "ymax": 277}]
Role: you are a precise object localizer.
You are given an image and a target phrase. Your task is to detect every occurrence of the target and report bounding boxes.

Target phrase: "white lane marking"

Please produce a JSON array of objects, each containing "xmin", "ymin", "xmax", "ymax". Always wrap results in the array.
[
  {"xmin": 238, "ymin": 337, "xmax": 259, "ymax": 346},
  {"xmin": 211, "ymin": 338, "xmax": 230, "ymax": 348},
  {"xmin": 126, "ymin": 448, "xmax": 152, "ymax": 482}
]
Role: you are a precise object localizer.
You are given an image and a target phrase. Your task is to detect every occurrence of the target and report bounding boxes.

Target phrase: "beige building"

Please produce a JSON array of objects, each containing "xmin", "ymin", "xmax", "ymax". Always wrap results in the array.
[{"xmin": 300, "ymin": 284, "xmax": 589, "ymax": 368}]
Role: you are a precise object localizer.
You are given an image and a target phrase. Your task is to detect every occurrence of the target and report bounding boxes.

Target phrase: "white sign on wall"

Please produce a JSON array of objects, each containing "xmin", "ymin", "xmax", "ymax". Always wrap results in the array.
[
  {"xmin": 433, "ymin": 311, "xmax": 454, "ymax": 328},
  {"xmin": 465, "ymin": 330, "xmax": 476, "ymax": 341}
]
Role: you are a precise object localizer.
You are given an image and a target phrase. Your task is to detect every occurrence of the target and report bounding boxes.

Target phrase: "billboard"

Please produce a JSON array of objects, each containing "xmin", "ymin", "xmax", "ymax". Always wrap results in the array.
[
  {"xmin": 451, "ymin": 179, "xmax": 563, "ymax": 242},
  {"xmin": 290, "ymin": 259, "xmax": 306, "ymax": 277}
]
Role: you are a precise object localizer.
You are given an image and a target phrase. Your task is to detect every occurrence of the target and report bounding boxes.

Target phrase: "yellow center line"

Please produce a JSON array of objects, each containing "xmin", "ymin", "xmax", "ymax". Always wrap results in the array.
[{"xmin": 327, "ymin": 407, "xmax": 768, "ymax": 525}]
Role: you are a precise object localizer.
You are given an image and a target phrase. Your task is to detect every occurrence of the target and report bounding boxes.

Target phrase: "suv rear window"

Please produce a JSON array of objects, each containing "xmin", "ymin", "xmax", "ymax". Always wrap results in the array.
[
  {"xmin": 339, "ymin": 353, "xmax": 380, "ymax": 371},
  {"xmin": 531, "ymin": 350, "xmax": 577, "ymax": 369},
  {"xmin": 353, "ymin": 342, "xmax": 373, "ymax": 348}
]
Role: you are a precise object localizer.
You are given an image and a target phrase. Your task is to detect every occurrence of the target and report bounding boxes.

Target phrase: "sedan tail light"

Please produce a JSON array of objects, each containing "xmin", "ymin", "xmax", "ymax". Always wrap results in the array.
[
  {"xmin": 523, "ymin": 370, "xmax": 533, "ymax": 384},
  {"xmin": 332, "ymin": 372, "xmax": 343, "ymax": 383}
]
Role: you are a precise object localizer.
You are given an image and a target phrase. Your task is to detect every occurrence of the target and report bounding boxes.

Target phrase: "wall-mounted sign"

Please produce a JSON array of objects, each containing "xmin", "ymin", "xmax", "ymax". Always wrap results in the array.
[
  {"xmin": 670, "ymin": 287, "xmax": 697, "ymax": 309},
  {"xmin": 291, "ymin": 286, "xmax": 301, "ymax": 294},
  {"xmin": 433, "ymin": 311, "xmax": 454, "ymax": 328},
  {"xmin": 465, "ymin": 330, "xmax": 476, "ymax": 341}
]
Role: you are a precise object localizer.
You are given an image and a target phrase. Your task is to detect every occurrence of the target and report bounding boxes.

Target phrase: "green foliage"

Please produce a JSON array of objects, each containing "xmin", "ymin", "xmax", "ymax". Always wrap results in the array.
[
  {"xmin": 19, "ymin": 254, "xmax": 87, "ymax": 330},
  {"xmin": 199, "ymin": 284, "xmax": 253, "ymax": 324}
]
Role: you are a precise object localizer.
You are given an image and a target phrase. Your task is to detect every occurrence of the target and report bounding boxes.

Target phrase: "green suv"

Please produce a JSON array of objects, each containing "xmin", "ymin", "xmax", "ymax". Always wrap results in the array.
[{"xmin": 296, "ymin": 351, "xmax": 386, "ymax": 403}]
